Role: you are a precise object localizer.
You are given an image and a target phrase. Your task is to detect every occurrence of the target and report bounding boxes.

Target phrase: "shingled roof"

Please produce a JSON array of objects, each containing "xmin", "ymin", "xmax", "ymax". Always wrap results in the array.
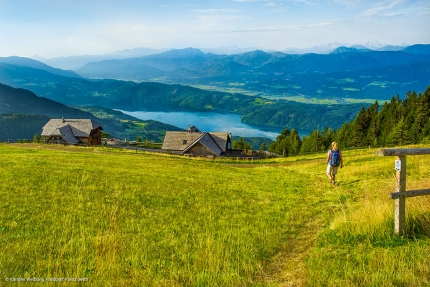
[
  {"xmin": 42, "ymin": 119, "xmax": 103, "ymax": 138},
  {"xmin": 162, "ymin": 132, "xmax": 203, "ymax": 151},
  {"xmin": 208, "ymin": 132, "xmax": 229, "ymax": 153},
  {"xmin": 162, "ymin": 130, "xmax": 230, "ymax": 156},
  {"xmin": 50, "ymin": 125, "xmax": 80, "ymax": 145},
  {"xmin": 183, "ymin": 133, "xmax": 223, "ymax": 156}
]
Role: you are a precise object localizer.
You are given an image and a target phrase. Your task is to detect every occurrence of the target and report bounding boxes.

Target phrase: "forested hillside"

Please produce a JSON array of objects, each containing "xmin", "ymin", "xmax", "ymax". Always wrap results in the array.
[
  {"xmin": 269, "ymin": 86, "xmax": 430, "ymax": 155},
  {"xmin": 0, "ymin": 83, "xmax": 95, "ymax": 118},
  {"xmin": 0, "ymin": 56, "xmax": 82, "ymax": 78},
  {"xmin": 0, "ymin": 62, "xmax": 363, "ymax": 130},
  {"xmin": 0, "ymin": 83, "xmax": 182, "ymax": 142},
  {"xmin": 0, "ymin": 114, "xmax": 51, "ymax": 141},
  {"xmin": 336, "ymin": 87, "xmax": 430, "ymax": 147}
]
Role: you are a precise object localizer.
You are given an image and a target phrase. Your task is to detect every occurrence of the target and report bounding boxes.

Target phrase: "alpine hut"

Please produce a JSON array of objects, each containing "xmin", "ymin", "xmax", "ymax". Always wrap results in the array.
[
  {"xmin": 162, "ymin": 125, "xmax": 231, "ymax": 157},
  {"xmin": 41, "ymin": 118, "xmax": 103, "ymax": 146}
]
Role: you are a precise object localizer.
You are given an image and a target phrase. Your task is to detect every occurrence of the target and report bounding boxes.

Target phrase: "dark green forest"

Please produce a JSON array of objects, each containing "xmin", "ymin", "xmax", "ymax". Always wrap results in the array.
[
  {"xmin": 268, "ymin": 86, "xmax": 430, "ymax": 155},
  {"xmin": 0, "ymin": 114, "xmax": 51, "ymax": 141}
]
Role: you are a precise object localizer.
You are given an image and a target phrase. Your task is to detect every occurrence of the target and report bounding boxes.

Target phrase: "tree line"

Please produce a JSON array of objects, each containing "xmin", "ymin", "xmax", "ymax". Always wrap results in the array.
[
  {"xmin": 0, "ymin": 114, "xmax": 51, "ymax": 141},
  {"xmin": 267, "ymin": 86, "xmax": 430, "ymax": 156}
]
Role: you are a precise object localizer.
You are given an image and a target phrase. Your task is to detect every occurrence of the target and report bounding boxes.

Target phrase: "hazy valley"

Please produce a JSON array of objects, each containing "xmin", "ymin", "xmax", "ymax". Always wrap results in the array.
[{"xmin": 0, "ymin": 44, "xmax": 429, "ymax": 149}]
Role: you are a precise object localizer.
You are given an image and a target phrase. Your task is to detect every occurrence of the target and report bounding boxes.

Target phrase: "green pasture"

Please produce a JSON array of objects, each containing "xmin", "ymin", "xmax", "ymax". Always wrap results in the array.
[
  {"xmin": 190, "ymin": 85, "xmax": 259, "ymax": 97},
  {"xmin": 0, "ymin": 144, "xmax": 428, "ymax": 286},
  {"xmin": 344, "ymin": 98, "xmax": 389, "ymax": 105}
]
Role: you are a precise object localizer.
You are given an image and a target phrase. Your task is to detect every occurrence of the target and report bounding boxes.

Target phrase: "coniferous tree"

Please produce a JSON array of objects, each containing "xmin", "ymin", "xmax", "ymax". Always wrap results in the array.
[
  {"xmin": 271, "ymin": 87, "xmax": 430, "ymax": 154},
  {"xmin": 335, "ymin": 122, "xmax": 352, "ymax": 148},
  {"xmin": 232, "ymin": 140, "xmax": 237, "ymax": 149},
  {"xmin": 289, "ymin": 128, "xmax": 301, "ymax": 155},
  {"xmin": 268, "ymin": 128, "xmax": 303, "ymax": 156},
  {"xmin": 322, "ymin": 127, "xmax": 334, "ymax": 151},
  {"xmin": 411, "ymin": 89, "xmax": 430, "ymax": 142},
  {"xmin": 364, "ymin": 102, "xmax": 380, "ymax": 146},
  {"xmin": 244, "ymin": 142, "xmax": 252, "ymax": 151},
  {"xmin": 378, "ymin": 97, "xmax": 401, "ymax": 146},
  {"xmin": 351, "ymin": 106, "xmax": 369, "ymax": 147},
  {"xmin": 388, "ymin": 117, "xmax": 410, "ymax": 146},
  {"xmin": 269, "ymin": 128, "xmax": 290, "ymax": 156},
  {"xmin": 299, "ymin": 135, "xmax": 311, "ymax": 154},
  {"xmin": 33, "ymin": 134, "xmax": 40, "ymax": 143},
  {"xmin": 259, "ymin": 142, "xmax": 266, "ymax": 151},
  {"xmin": 236, "ymin": 137, "xmax": 246, "ymax": 149},
  {"xmin": 309, "ymin": 130, "xmax": 324, "ymax": 152}
]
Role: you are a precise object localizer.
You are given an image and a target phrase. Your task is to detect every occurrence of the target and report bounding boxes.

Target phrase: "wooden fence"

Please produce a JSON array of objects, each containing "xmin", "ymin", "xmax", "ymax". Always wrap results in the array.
[{"xmin": 376, "ymin": 148, "xmax": 430, "ymax": 234}]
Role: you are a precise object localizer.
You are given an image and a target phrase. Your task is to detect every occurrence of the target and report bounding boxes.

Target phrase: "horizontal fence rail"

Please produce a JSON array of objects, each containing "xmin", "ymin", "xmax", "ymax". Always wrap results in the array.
[
  {"xmin": 376, "ymin": 148, "xmax": 430, "ymax": 156},
  {"xmin": 390, "ymin": 189, "xmax": 430, "ymax": 199}
]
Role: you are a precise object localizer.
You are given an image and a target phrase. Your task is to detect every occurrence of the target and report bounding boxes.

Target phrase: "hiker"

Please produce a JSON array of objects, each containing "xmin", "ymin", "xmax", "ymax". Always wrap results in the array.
[{"xmin": 326, "ymin": 141, "xmax": 343, "ymax": 185}]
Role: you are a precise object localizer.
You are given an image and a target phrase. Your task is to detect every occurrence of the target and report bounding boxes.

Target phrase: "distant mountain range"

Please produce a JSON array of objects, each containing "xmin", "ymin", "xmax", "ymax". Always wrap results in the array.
[
  {"xmin": 1, "ymin": 44, "xmax": 429, "ymax": 138},
  {"xmin": 0, "ymin": 56, "xmax": 81, "ymax": 78},
  {"xmin": 33, "ymin": 47, "xmax": 169, "ymax": 70},
  {"xmin": 283, "ymin": 41, "xmax": 408, "ymax": 54},
  {"xmin": 34, "ymin": 41, "xmax": 410, "ymax": 70},
  {"xmin": 73, "ymin": 44, "xmax": 430, "ymax": 101}
]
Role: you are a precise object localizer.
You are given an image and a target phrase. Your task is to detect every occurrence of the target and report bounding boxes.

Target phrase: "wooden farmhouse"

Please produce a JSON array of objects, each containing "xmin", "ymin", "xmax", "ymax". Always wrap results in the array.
[
  {"xmin": 41, "ymin": 118, "xmax": 103, "ymax": 146},
  {"xmin": 162, "ymin": 125, "xmax": 231, "ymax": 157}
]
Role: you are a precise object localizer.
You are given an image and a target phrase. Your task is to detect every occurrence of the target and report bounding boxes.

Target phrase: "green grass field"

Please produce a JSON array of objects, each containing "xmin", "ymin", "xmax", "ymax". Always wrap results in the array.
[{"xmin": 0, "ymin": 144, "xmax": 429, "ymax": 286}]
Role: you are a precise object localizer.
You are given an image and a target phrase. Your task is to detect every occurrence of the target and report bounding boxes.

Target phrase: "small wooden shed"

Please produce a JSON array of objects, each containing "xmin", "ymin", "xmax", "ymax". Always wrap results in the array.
[{"xmin": 41, "ymin": 118, "xmax": 103, "ymax": 146}]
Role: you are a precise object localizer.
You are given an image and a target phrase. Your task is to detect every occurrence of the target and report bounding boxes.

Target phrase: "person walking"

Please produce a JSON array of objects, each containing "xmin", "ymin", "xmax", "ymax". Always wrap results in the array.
[{"xmin": 326, "ymin": 141, "xmax": 343, "ymax": 185}]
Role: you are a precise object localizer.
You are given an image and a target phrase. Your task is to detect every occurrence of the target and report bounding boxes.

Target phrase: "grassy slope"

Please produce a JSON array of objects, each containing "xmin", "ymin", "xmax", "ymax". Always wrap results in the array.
[{"xmin": 0, "ymin": 144, "xmax": 428, "ymax": 286}]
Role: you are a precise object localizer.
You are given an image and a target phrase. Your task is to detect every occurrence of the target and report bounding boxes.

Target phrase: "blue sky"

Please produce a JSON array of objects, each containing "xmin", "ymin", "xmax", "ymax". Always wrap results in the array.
[{"xmin": 0, "ymin": 0, "xmax": 429, "ymax": 58}]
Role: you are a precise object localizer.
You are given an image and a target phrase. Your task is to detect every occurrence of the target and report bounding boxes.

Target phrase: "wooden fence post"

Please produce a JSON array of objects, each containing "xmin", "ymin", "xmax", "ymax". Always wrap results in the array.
[
  {"xmin": 376, "ymin": 148, "xmax": 430, "ymax": 234},
  {"xmin": 395, "ymin": 156, "xmax": 406, "ymax": 234}
]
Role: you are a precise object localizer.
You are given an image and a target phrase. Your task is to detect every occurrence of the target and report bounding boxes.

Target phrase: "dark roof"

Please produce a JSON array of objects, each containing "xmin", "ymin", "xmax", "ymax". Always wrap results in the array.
[
  {"xmin": 183, "ymin": 133, "xmax": 223, "ymax": 156},
  {"xmin": 51, "ymin": 125, "xmax": 80, "ymax": 144},
  {"xmin": 162, "ymin": 131, "xmax": 229, "ymax": 155},
  {"xmin": 188, "ymin": 125, "xmax": 200, "ymax": 132},
  {"xmin": 41, "ymin": 119, "xmax": 102, "ymax": 137},
  {"xmin": 162, "ymin": 132, "xmax": 204, "ymax": 151},
  {"xmin": 208, "ymin": 132, "xmax": 229, "ymax": 153}
]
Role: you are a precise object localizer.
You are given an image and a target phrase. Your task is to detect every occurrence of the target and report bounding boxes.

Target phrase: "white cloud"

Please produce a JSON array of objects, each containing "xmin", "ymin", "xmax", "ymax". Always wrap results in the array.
[
  {"xmin": 360, "ymin": 1, "xmax": 403, "ymax": 17},
  {"xmin": 292, "ymin": 0, "xmax": 319, "ymax": 5},
  {"xmin": 266, "ymin": 8, "xmax": 286, "ymax": 13},
  {"xmin": 356, "ymin": 0, "xmax": 429, "ymax": 21},
  {"xmin": 0, "ymin": 0, "xmax": 428, "ymax": 57},
  {"xmin": 192, "ymin": 9, "xmax": 241, "ymax": 14}
]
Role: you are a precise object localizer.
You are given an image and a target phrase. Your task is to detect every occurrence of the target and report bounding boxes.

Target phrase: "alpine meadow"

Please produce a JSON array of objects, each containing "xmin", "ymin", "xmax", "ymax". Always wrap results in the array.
[
  {"xmin": 1, "ymin": 1, "xmax": 430, "ymax": 284},
  {"xmin": 0, "ymin": 144, "xmax": 429, "ymax": 286}
]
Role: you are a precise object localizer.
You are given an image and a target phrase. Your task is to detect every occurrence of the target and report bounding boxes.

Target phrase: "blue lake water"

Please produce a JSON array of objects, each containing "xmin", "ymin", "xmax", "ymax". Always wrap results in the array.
[{"xmin": 119, "ymin": 109, "xmax": 311, "ymax": 140}]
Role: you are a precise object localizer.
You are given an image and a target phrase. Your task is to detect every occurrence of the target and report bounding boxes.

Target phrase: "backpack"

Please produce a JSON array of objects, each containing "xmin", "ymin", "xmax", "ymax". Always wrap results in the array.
[{"xmin": 330, "ymin": 150, "xmax": 341, "ymax": 167}]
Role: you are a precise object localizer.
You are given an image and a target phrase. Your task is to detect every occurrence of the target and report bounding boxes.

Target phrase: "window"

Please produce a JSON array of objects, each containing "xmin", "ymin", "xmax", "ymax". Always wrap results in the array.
[{"xmin": 183, "ymin": 140, "xmax": 187, "ymax": 144}]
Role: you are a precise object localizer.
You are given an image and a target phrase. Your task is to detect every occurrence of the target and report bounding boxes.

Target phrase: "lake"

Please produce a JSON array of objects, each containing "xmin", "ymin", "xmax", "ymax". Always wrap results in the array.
[{"xmin": 119, "ymin": 109, "xmax": 311, "ymax": 140}]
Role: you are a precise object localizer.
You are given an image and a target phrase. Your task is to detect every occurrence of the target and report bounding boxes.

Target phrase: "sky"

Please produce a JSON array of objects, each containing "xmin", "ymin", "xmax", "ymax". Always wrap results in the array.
[{"xmin": 0, "ymin": 0, "xmax": 429, "ymax": 58}]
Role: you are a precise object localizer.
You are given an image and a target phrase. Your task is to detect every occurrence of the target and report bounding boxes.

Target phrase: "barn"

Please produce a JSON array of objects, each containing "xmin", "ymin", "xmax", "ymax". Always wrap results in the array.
[
  {"xmin": 162, "ymin": 125, "xmax": 231, "ymax": 157},
  {"xmin": 41, "ymin": 118, "xmax": 103, "ymax": 146}
]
